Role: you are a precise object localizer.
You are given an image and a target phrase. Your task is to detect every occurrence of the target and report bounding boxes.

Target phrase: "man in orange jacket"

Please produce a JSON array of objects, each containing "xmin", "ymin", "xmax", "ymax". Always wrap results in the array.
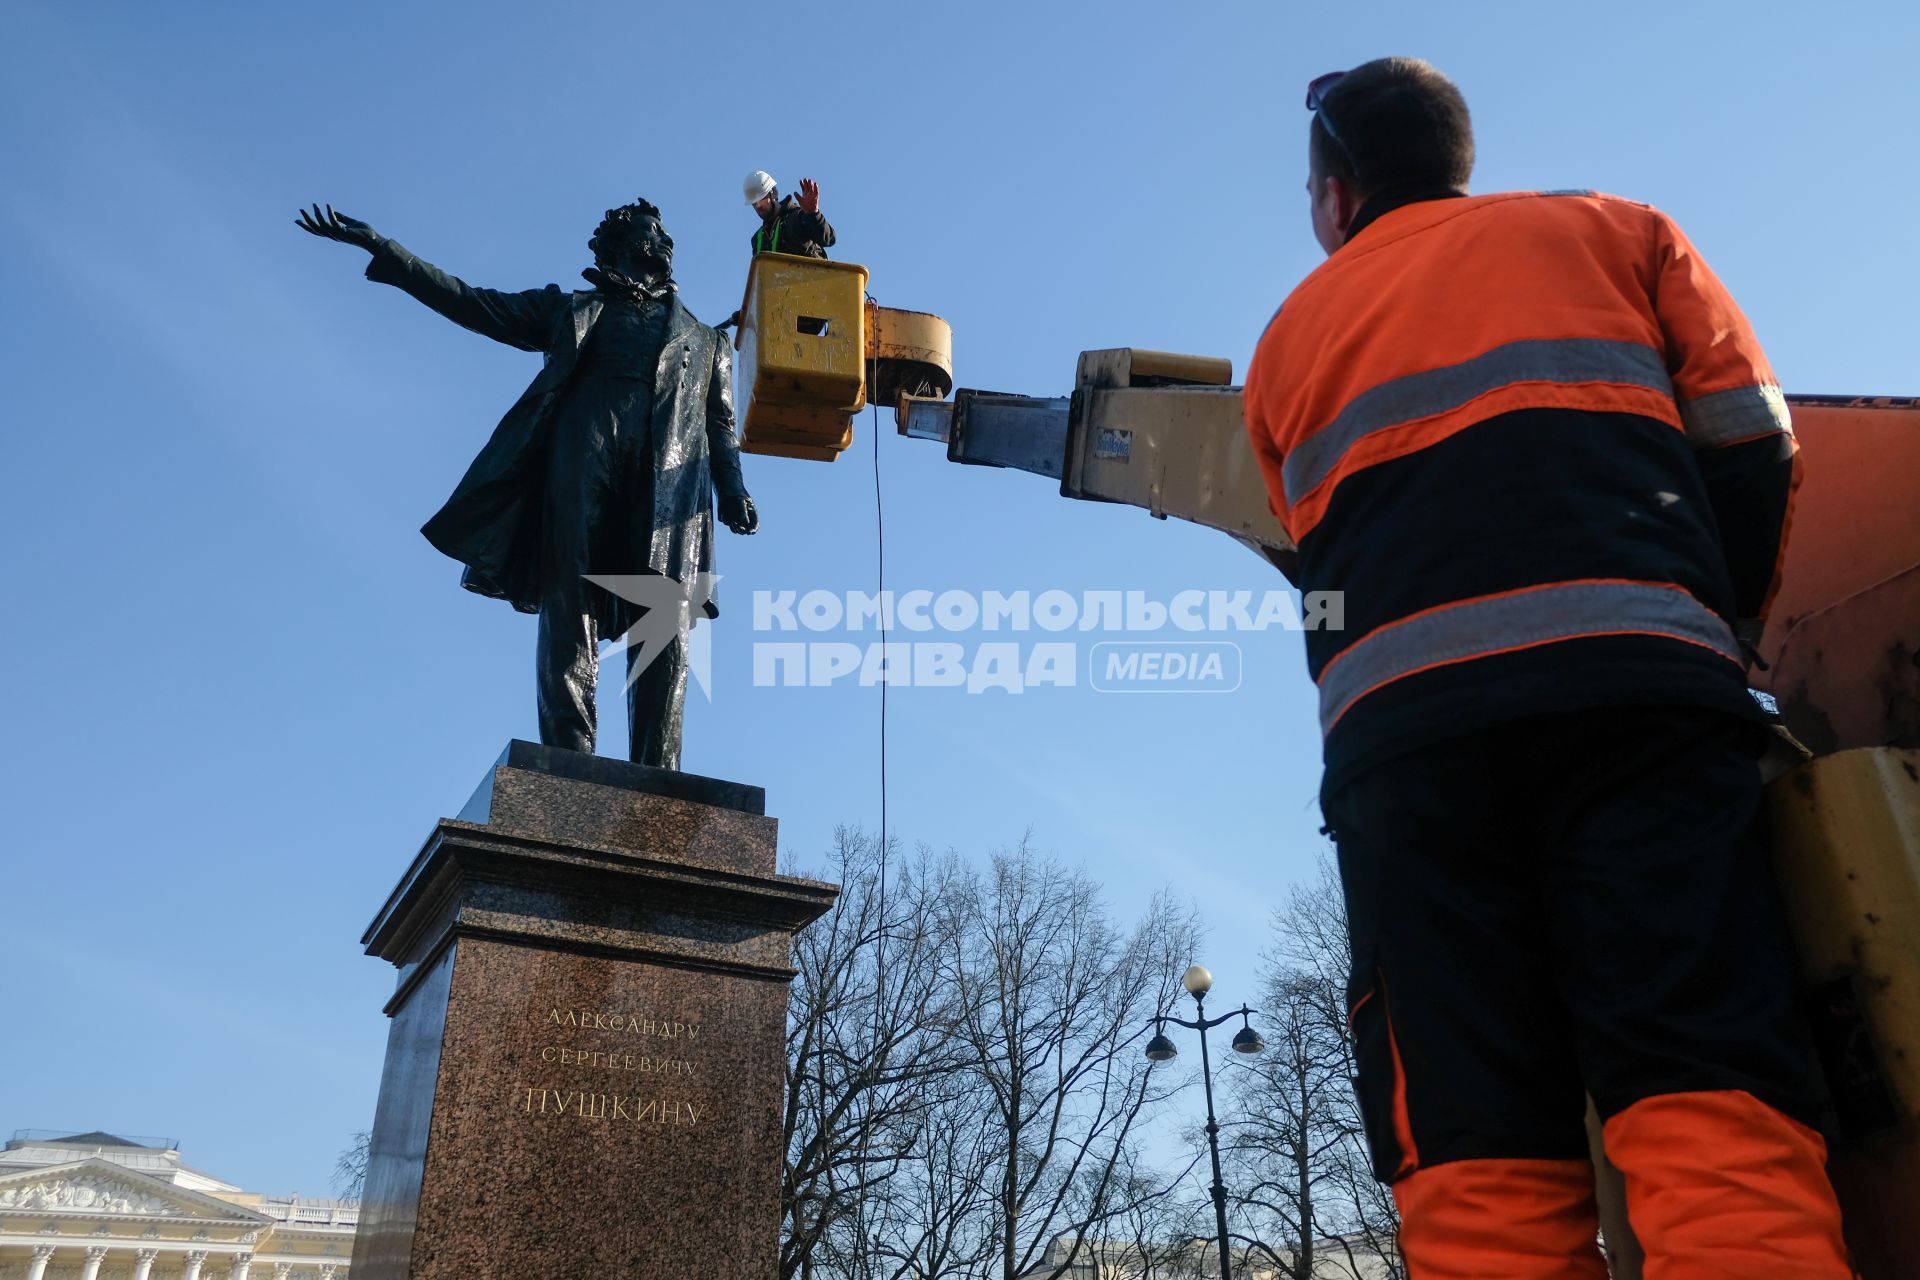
[{"xmin": 1243, "ymin": 57, "xmax": 1851, "ymax": 1278}]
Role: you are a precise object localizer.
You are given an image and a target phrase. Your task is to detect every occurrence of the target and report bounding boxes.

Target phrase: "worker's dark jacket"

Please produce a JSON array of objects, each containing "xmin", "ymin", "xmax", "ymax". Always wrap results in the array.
[
  {"xmin": 1245, "ymin": 190, "xmax": 1797, "ymax": 790},
  {"xmin": 750, "ymin": 195, "xmax": 835, "ymax": 259}
]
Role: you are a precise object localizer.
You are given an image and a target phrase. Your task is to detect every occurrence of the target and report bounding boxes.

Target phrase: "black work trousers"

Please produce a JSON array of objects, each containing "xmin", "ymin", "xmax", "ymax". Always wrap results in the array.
[{"xmin": 1320, "ymin": 705, "xmax": 1822, "ymax": 1181}]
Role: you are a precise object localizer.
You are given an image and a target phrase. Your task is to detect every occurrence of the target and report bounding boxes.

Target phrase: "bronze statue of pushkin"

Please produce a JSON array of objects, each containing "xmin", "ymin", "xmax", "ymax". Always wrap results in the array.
[{"xmin": 298, "ymin": 200, "xmax": 757, "ymax": 770}]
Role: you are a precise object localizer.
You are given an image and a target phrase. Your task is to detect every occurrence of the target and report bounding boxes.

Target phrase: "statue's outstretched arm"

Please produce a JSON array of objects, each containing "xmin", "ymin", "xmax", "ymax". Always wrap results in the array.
[{"xmin": 296, "ymin": 203, "xmax": 564, "ymax": 353}]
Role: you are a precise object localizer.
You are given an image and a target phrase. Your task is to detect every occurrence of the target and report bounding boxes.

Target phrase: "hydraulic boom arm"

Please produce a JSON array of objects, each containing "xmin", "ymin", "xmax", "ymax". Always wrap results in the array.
[{"xmin": 898, "ymin": 347, "xmax": 1296, "ymax": 577}]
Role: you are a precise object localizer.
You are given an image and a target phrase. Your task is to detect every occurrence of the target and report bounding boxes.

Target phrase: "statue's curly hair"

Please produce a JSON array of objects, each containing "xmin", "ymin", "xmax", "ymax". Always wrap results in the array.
[{"xmin": 588, "ymin": 198, "xmax": 665, "ymax": 266}]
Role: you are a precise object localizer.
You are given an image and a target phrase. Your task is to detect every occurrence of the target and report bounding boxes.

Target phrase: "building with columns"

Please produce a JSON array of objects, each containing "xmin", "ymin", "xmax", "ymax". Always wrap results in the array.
[{"xmin": 0, "ymin": 1132, "xmax": 355, "ymax": 1280}]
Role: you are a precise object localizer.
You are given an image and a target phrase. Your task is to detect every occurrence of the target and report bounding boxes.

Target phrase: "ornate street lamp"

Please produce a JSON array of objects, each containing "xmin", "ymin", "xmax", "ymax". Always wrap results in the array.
[{"xmin": 1144, "ymin": 964, "xmax": 1263, "ymax": 1280}]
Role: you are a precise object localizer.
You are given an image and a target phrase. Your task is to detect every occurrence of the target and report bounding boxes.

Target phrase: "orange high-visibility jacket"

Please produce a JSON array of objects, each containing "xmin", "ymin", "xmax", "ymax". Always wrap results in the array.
[{"xmin": 1245, "ymin": 190, "xmax": 1797, "ymax": 786}]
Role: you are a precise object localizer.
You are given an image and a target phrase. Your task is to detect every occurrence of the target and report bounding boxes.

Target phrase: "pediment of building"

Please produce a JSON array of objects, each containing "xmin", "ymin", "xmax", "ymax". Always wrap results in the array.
[{"xmin": 0, "ymin": 1159, "xmax": 271, "ymax": 1225}]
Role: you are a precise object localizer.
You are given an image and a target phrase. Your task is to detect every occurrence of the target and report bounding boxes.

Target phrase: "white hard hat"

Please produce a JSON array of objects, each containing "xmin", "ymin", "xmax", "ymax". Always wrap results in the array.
[{"xmin": 743, "ymin": 170, "xmax": 777, "ymax": 205}]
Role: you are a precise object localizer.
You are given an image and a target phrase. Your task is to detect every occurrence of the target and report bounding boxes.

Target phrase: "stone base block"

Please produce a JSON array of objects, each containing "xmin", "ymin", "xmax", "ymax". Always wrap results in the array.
[{"xmin": 348, "ymin": 742, "xmax": 835, "ymax": 1280}]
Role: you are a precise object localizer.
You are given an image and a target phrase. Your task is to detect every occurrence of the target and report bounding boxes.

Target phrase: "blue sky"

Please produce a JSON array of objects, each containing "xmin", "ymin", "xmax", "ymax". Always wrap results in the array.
[{"xmin": 2, "ymin": 0, "xmax": 1913, "ymax": 1195}]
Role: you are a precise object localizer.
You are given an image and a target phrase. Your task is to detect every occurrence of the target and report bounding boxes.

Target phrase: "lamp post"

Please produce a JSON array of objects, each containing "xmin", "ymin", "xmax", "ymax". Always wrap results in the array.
[{"xmin": 1144, "ymin": 964, "xmax": 1264, "ymax": 1280}]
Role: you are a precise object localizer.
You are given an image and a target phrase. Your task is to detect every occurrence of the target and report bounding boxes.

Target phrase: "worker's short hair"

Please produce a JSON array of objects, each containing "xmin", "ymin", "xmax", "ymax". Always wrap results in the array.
[
  {"xmin": 1310, "ymin": 57, "xmax": 1474, "ymax": 197},
  {"xmin": 589, "ymin": 198, "xmax": 666, "ymax": 264}
]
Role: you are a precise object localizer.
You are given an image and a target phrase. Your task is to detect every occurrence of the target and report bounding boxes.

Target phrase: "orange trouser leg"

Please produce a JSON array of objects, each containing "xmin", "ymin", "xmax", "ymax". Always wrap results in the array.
[
  {"xmin": 1603, "ymin": 1090, "xmax": 1851, "ymax": 1279},
  {"xmin": 1392, "ymin": 1158, "xmax": 1609, "ymax": 1280}
]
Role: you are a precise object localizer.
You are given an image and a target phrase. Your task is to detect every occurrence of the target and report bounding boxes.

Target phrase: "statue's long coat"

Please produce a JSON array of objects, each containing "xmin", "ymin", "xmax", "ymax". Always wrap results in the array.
[{"xmin": 365, "ymin": 239, "xmax": 747, "ymax": 629}]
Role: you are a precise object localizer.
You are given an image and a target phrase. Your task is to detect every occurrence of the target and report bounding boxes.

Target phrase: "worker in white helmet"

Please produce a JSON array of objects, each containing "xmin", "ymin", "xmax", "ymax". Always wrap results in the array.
[{"xmin": 742, "ymin": 170, "xmax": 835, "ymax": 260}]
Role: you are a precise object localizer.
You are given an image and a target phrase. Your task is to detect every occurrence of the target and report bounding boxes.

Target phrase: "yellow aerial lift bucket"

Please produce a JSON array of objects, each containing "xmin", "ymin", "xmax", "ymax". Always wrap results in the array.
[
  {"xmin": 734, "ymin": 253, "xmax": 870, "ymax": 461},
  {"xmin": 733, "ymin": 254, "xmax": 954, "ymax": 462}
]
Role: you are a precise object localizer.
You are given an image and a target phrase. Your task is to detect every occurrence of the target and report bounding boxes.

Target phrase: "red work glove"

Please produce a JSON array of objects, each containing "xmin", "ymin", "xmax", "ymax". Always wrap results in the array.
[{"xmin": 797, "ymin": 178, "xmax": 820, "ymax": 214}]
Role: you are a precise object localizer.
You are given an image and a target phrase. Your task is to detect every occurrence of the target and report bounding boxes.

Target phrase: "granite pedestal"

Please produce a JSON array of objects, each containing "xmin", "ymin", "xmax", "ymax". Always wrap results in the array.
[{"xmin": 349, "ymin": 742, "xmax": 836, "ymax": 1280}]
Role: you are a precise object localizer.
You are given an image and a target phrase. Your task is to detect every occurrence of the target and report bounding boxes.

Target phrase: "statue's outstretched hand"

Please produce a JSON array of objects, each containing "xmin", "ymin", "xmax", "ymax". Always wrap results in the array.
[
  {"xmin": 296, "ymin": 204, "xmax": 380, "ymax": 253},
  {"xmin": 720, "ymin": 495, "xmax": 759, "ymax": 535}
]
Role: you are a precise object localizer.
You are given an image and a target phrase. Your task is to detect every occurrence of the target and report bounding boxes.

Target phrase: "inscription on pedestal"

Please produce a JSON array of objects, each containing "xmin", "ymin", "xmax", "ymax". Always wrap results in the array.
[
  {"xmin": 519, "ymin": 1004, "xmax": 709, "ymax": 1125},
  {"xmin": 519, "ymin": 1090, "xmax": 705, "ymax": 1123}
]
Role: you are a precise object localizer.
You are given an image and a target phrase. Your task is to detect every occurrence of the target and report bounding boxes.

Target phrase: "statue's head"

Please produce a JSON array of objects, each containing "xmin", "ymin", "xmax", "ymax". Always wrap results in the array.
[{"xmin": 589, "ymin": 199, "xmax": 673, "ymax": 277}]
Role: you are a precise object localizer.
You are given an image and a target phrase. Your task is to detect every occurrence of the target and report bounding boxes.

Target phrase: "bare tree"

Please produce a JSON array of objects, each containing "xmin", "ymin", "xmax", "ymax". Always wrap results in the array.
[
  {"xmin": 949, "ymin": 838, "xmax": 1201, "ymax": 1280},
  {"xmin": 1272, "ymin": 860, "xmax": 1402, "ymax": 1280},
  {"xmin": 1219, "ymin": 971, "xmax": 1354, "ymax": 1279},
  {"xmin": 1221, "ymin": 857, "xmax": 1404, "ymax": 1280},
  {"xmin": 1103, "ymin": 1144, "xmax": 1210, "ymax": 1280},
  {"xmin": 855, "ymin": 1068, "xmax": 1003, "ymax": 1280},
  {"xmin": 332, "ymin": 1130, "xmax": 370, "ymax": 1200},
  {"xmin": 781, "ymin": 828, "xmax": 978, "ymax": 1280},
  {"xmin": 780, "ymin": 831, "xmax": 1207, "ymax": 1280}
]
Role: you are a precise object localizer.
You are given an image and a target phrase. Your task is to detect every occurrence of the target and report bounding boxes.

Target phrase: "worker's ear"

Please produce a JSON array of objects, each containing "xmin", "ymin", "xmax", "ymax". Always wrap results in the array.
[
  {"xmin": 1327, "ymin": 174, "xmax": 1363, "ymax": 240},
  {"xmin": 1309, "ymin": 171, "xmax": 1359, "ymax": 256}
]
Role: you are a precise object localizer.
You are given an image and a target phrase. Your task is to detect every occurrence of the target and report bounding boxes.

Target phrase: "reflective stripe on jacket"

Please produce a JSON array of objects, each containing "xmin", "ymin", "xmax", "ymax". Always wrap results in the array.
[{"xmin": 1244, "ymin": 190, "xmax": 1797, "ymax": 783}]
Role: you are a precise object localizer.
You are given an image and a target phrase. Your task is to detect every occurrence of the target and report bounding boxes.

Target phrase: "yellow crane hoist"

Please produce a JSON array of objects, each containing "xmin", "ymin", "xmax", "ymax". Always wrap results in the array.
[{"xmin": 732, "ymin": 252, "xmax": 953, "ymax": 461}]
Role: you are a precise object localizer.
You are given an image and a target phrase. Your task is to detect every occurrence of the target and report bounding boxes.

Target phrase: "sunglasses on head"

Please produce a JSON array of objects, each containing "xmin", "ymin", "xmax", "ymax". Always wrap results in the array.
[{"xmin": 1306, "ymin": 69, "xmax": 1350, "ymax": 147}]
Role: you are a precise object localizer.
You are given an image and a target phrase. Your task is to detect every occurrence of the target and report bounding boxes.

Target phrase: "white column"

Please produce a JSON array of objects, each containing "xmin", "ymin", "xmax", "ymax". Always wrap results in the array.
[
  {"xmin": 183, "ymin": 1249, "xmax": 209, "ymax": 1280},
  {"xmin": 27, "ymin": 1244, "xmax": 56, "ymax": 1280},
  {"xmin": 230, "ymin": 1252, "xmax": 254, "ymax": 1280},
  {"xmin": 273, "ymin": 1263, "xmax": 292, "ymax": 1280},
  {"xmin": 319, "ymin": 1267, "xmax": 338, "ymax": 1280},
  {"xmin": 81, "ymin": 1245, "xmax": 109, "ymax": 1280},
  {"xmin": 133, "ymin": 1248, "xmax": 159, "ymax": 1280}
]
